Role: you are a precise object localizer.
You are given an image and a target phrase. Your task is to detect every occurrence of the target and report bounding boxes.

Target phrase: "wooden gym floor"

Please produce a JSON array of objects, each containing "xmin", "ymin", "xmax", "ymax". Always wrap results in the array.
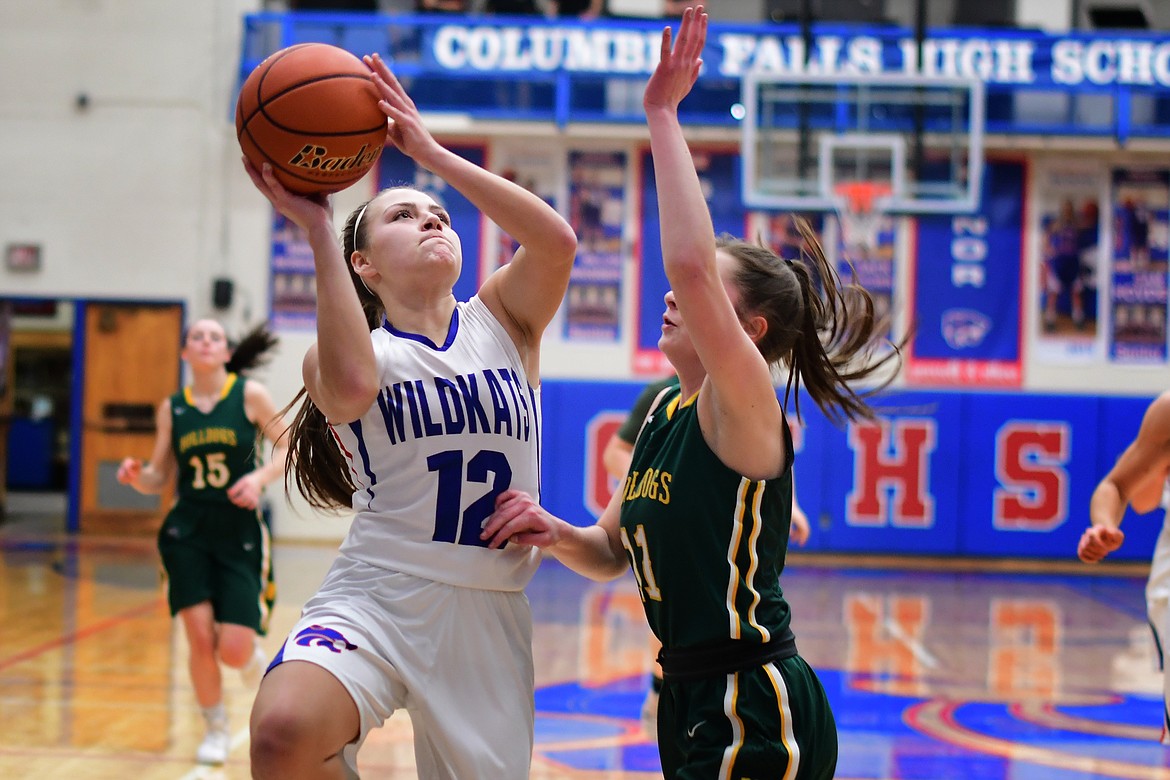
[{"xmin": 1, "ymin": 492, "xmax": 1167, "ymax": 779}]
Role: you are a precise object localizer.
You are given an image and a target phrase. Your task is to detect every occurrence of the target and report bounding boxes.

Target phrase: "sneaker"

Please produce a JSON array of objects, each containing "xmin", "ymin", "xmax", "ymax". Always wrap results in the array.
[
  {"xmin": 240, "ymin": 644, "xmax": 268, "ymax": 688},
  {"xmin": 196, "ymin": 725, "xmax": 230, "ymax": 765}
]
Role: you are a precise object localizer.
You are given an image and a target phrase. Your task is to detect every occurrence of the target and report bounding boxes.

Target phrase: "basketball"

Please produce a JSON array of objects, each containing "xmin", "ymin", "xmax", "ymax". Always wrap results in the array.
[{"xmin": 236, "ymin": 43, "xmax": 387, "ymax": 195}]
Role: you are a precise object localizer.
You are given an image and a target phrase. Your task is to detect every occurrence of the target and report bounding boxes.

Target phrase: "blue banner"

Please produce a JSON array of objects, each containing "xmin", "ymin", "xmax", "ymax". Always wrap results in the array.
[
  {"xmin": 907, "ymin": 159, "xmax": 1024, "ymax": 387},
  {"xmin": 412, "ymin": 21, "xmax": 1170, "ymax": 89},
  {"xmin": 539, "ymin": 380, "xmax": 1160, "ymax": 562}
]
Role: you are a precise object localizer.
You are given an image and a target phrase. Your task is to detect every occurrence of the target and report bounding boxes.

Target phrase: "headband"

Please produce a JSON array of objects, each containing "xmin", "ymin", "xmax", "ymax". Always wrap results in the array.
[{"xmin": 353, "ymin": 200, "xmax": 372, "ymax": 237}]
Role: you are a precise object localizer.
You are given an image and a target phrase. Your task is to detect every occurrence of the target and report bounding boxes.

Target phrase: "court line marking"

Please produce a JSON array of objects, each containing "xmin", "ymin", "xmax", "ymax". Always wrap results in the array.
[
  {"xmin": 883, "ymin": 614, "xmax": 940, "ymax": 669},
  {"xmin": 0, "ymin": 599, "xmax": 162, "ymax": 671}
]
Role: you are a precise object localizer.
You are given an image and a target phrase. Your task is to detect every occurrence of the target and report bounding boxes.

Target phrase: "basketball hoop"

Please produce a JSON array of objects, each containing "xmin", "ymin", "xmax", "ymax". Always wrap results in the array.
[{"xmin": 834, "ymin": 181, "xmax": 891, "ymax": 257}]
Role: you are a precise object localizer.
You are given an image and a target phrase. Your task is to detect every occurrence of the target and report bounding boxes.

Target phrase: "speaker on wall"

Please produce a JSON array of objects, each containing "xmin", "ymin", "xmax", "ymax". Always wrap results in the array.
[{"xmin": 212, "ymin": 278, "xmax": 234, "ymax": 310}]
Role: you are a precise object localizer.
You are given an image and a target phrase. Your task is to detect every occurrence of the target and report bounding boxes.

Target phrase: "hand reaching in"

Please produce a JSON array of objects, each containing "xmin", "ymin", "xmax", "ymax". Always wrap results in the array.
[
  {"xmin": 1077, "ymin": 524, "xmax": 1124, "ymax": 563},
  {"xmin": 480, "ymin": 489, "xmax": 568, "ymax": 550},
  {"xmin": 116, "ymin": 457, "xmax": 142, "ymax": 486},
  {"xmin": 643, "ymin": 5, "xmax": 708, "ymax": 114}
]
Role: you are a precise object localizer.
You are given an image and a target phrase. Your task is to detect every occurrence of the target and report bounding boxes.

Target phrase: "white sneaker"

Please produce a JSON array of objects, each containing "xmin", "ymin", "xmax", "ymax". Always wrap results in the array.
[
  {"xmin": 240, "ymin": 644, "xmax": 267, "ymax": 688},
  {"xmin": 196, "ymin": 724, "xmax": 230, "ymax": 765}
]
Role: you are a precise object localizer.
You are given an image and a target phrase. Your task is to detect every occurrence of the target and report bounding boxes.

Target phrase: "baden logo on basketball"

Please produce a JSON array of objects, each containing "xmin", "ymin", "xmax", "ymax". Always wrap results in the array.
[
  {"xmin": 235, "ymin": 42, "xmax": 388, "ymax": 195},
  {"xmin": 288, "ymin": 143, "xmax": 382, "ymax": 173}
]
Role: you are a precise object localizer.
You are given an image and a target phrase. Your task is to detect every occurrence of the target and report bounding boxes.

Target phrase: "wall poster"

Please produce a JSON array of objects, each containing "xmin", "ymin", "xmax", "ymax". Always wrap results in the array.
[
  {"xmin": 1033, "ymin": 165, "xmax": 1104, "ymax": 363},
  {"xmin": 481, "ymin": 144, "xmax": 562, "ymax": 283},
  {"xmin": 1109, "ymin": 168, "xmax": 1170, "ymax": 363},
  {"xmin": 565, "ymin": 150, "xmax": 626, "ymax": 343},
  {"xmin": 269, "ymin": 211, "xmax": 317, "ymax": 331}
]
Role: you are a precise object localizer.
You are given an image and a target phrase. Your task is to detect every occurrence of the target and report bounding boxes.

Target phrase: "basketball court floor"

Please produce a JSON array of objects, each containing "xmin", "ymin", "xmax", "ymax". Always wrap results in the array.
[{"xmin": 1, "ymin": 494, "xmax": 1166, "ymax": 779}]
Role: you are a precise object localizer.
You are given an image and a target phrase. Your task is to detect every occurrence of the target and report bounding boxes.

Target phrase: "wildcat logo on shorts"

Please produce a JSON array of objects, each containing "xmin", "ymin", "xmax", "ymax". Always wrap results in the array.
[{"xmin": 295, "ymin": 625, "xmax": 358, "ymax": 653}]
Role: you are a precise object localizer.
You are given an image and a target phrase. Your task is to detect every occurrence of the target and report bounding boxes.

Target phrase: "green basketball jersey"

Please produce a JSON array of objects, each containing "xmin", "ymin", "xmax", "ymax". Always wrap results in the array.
[
  {"xmin": 618, "ymin": 387, "xmax": 794, "ymax": 651},
  {"xmin": 170, "ymin": 374, "xmax": 258, "ymax": 504}
]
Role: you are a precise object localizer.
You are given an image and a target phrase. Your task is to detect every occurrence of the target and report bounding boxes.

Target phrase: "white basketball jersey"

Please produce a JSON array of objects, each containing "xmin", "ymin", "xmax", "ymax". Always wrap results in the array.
[
  {"xmin": 331, "ymin": 296, "xmax": 542, "ymax": 591},
  {"xmin": 1150, "ymin": 481, "xmax": 1170, "ymax": 602}
]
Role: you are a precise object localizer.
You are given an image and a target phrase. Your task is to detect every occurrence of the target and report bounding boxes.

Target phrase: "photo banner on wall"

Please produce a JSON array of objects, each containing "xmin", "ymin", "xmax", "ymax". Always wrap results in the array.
[
  {"xmin": 1109, "ymin": 168, "xmax": 1169, "ymax": 363},
  {"xmin": 906, "ymin": 159, "xmax": 1025, "ymax": 388},
  {"xmin": 270, "ymin": 211, "xmax": 317, "ymax": 331},
  {"xmin": 565, "ymin": 150, "xmax": 626, "ymax": 343},
  {"xmin": 1033, "ymin": 166, "xmax": 1104, "ymax": 364}
]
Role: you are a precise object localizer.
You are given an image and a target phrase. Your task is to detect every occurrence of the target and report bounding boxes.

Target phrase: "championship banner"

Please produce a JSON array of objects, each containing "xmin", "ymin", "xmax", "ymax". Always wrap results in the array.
[{"xmin": 905, "ymin": 159, "xmax": 1024, "ymax": 387}]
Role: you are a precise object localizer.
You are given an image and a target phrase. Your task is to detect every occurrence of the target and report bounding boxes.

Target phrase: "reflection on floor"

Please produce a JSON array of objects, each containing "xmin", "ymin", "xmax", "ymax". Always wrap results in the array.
[{"xmin": 0, "ymin": 513, "xmax": 1166, "ymax": 779}]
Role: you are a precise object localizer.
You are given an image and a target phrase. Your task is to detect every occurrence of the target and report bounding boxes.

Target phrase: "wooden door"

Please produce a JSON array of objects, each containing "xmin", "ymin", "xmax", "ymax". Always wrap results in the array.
[{"xmin": 79, "ymin": 303, "xmax": 183, "ymax": 535}]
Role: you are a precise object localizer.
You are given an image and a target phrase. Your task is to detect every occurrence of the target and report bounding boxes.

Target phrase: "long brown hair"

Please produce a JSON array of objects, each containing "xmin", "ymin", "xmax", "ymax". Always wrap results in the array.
[
  {"xmin": 226, "ymin": 323, "xmax": 279, "ymax": 375},
  {"xmin": 281, "ymin": 190, "xmax": 395, "ymax": 511},
  {"xmin": 720, "ymin": 217, "xmax": 906, "ymax": 425}
]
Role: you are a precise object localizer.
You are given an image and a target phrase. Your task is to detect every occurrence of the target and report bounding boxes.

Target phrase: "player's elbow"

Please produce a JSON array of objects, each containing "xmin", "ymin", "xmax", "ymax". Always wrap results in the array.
[{"xmin": 548, "ymin": 221, "xmax": 579, "ymax": 264}]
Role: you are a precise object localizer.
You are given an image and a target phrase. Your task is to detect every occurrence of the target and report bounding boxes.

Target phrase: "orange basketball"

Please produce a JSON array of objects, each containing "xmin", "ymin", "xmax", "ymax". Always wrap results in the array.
[{"xmin": 236, "ymin": 43, "xmax": 387, "ymax": 195}]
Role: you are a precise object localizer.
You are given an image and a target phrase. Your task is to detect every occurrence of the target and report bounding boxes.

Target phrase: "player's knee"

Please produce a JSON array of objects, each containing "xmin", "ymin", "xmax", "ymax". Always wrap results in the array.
[
  {"xmin": 250, "ymin": 706, "xmax": 318, "ymax": 774},
  {"xmin": 218, "ymin": 634, "xmax": 254, "ymax": 668}
]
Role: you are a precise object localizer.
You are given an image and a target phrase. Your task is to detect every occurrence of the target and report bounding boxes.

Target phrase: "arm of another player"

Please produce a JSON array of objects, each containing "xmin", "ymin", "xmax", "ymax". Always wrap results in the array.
[
  {"xmin": 603, "ymin": 435, "xmax": 635, "ymax": 483},
  {"xmin": 116, "ymin": 398, "xmax": 177, "ymax": 494},
  {"xmin": 603, "ymin": 385, "xmax": 656, "ymax": 480},
  {"xmin": 1080, "ymin": 391, "xmax": 1170, "ymax": 563},
  {"xmin": 789, "ymin": 476, "xmax": 810, "ymax": 547},
  {"xmin": 481, "ymin": 486, "xmax": 629, "ymax": 581},
  {"xmin": 226, "ymin": 379, "xmax": 292, "ymax": 510}
]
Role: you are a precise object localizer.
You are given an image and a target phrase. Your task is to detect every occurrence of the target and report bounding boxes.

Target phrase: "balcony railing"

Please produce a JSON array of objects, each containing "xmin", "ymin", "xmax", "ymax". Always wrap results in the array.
[{"xmin": 240, "ymin": 11, "xmax": 1170, "ymax": 142}]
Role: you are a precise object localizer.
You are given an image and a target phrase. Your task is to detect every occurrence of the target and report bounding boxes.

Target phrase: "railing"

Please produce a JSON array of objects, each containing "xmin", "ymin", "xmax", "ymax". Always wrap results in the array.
[{"xmin": 240, "ymin": 11, "xmax": 1170, "ymax": 141}]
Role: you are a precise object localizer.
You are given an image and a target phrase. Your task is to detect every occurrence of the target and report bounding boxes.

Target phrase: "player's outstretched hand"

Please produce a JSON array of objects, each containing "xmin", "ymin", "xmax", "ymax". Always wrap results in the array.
[
  {"xmin": 227, "ymin": 472, "xmax": 264, "ymax": 510},
  {"xmin": 481, "ymin": 489, "xmax": 566, "ymax": 550},
  {"xmin": 116, "ymin": 457, "xmax": 141, "ymax": 485},
  {"xmin": 643, "ymin": 5, "xmax": 707, "ymax": 114},
  {"xmin": 1077, "ymin": 524, "xmax": 1124, "ymax": 563}
]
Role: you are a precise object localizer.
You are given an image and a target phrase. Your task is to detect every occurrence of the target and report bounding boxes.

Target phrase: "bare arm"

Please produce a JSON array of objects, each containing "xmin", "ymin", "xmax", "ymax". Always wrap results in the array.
[
  {"xmin": 226, "ymin": 379, "xmax": 293, "ymax": 510},
  {"xmin": 789, "ymin": 476, "xmax": 810, "ymax": 546},
  {"xmin": 643, "ymin": 8, "xmax": 785, "ymax": 481},
  {"xmin": 603, "ymin": 435, "xmax": 635, "ymax": 482},
  {"xmin": 366, "ymin": 54, "xmax": 577, "ymax": 377},
  {"xmin": 1080, "ymin": 391, "xmax": 1170, "ymax": 562},
  {"xmin": 244, "ymin": 161, "xmax": 379, "ymax": 424},
  {"xmin": 116, "ymin": 399, "xmax": 177, "ymax": 494},
  {"xmin": 481, "ymin": 487, "xmax": 629, "ymax": 581}
]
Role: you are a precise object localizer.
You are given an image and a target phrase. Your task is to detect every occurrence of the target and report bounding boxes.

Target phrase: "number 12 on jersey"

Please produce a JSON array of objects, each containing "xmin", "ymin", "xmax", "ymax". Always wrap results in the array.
[{"xmin": 428, "ymin": 449, "xmax": 512, "ymax": 548}]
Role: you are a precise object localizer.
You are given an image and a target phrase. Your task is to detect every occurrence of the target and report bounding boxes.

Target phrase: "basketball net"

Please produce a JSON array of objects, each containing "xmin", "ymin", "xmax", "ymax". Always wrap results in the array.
[{"xmin": 834, "ymin": 181, "xmax": 891, "ymax": 258}]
